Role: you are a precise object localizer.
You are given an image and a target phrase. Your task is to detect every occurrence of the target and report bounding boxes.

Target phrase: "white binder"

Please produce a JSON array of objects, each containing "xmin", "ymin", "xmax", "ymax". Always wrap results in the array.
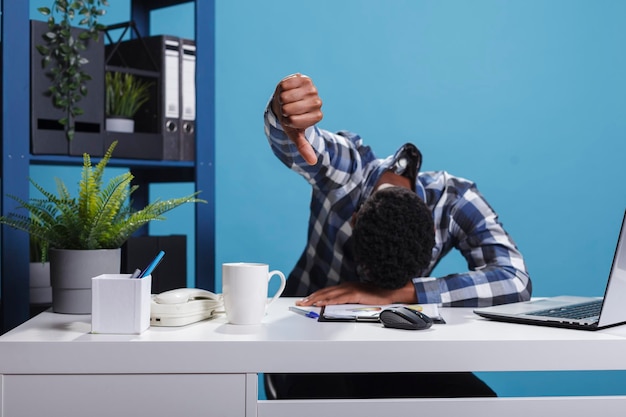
[{"xmin": 180, "ymin": 39, "xmax": 196, "ymax": 161}]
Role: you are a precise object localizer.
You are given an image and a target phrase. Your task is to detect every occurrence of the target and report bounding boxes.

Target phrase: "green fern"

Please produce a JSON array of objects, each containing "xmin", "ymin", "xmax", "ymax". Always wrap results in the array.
[{"xmin": 0, "ymin": 141, "xmax": 206, "ymax": 260}]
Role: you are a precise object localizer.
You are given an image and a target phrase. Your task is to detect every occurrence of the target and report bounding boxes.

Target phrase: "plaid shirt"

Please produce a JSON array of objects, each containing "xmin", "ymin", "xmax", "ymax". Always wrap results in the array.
[{"xmin": 264, "ymin": 107, "xmax": 532, "ymax": 307}]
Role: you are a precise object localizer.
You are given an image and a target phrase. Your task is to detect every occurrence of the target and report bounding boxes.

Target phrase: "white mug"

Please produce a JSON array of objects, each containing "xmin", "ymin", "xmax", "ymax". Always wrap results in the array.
[{"xmin": 222, "ymin": 263, "xmax": 286, "ymax": 325}]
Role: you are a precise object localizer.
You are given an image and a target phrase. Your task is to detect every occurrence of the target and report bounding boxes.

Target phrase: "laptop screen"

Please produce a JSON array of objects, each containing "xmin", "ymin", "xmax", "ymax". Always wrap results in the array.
[{"xmin": 597, "ymin": 210, "xmax": 626, "ymax": 328}]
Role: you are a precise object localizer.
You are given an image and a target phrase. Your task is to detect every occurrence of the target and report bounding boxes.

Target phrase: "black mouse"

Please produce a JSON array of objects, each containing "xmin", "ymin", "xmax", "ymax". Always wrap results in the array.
[{"xmin": 379, "ymin": 306, "xmax": 433, "ymax": 330}]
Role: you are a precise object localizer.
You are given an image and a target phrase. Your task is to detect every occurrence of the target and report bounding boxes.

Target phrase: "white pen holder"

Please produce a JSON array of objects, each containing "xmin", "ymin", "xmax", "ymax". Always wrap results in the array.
[{"xmin": 91, "ymin": 274, "xmax": 152, "ymax": 334}]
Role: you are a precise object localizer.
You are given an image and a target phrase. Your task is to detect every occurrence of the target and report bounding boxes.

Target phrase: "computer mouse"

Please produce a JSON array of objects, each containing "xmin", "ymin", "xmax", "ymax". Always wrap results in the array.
[{"xmin": 379, "ymin": 306, "xmax": 433, "ymax": 330}]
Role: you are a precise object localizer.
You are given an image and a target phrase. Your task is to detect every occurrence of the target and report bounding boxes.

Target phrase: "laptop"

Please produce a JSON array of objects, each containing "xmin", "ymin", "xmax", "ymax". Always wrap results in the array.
[{"xmin": 474, "ymin": 209, "xmax": 626, "ymax": 331}]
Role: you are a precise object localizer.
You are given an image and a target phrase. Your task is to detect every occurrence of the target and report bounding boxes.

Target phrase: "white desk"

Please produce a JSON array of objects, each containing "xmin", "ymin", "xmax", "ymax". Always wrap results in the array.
[{"xmin": 1, "ymin": 298, "xmax": 626, "ymax": 417}]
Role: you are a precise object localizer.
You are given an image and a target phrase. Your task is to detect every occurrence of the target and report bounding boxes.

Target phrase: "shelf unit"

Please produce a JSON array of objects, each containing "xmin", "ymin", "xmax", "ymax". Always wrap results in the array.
[{"xmin": 0, "ymin": 0, "xmax": 215, "ymax": 333}]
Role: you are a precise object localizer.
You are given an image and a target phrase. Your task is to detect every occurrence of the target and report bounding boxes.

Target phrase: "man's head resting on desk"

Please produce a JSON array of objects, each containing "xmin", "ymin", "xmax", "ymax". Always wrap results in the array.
[{"xmin": 352, "ymin": 186, "xmax": 435, "ymax": 290}]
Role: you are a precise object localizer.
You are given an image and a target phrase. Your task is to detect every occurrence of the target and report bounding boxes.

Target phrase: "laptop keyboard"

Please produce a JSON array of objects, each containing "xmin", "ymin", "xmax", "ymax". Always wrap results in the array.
[{"xmin": 528, "ymin": 300, "xmax": 602, "ymax": 320}]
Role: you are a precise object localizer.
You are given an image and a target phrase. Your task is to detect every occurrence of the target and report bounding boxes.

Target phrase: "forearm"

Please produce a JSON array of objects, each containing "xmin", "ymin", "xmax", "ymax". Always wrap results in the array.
[
  {"xmin": 296, "ymin": 280, "xmax": 418, "ymax": 307},
  {"xmin": 412, "ymin": 234, "xmax": 533, "ymax": 307},
  {"xmin": 414, "ymin": 176, "xmax": 532, "ymax": 307},
  {"xmin": 264, "ymin": 103, "xmax": 327, "ymax": 166},
  {"xmin": 413, "ymin": 264, "xmax": 531, "ymax": 307},
  {"xmin": 264, "ymin": 103, "xmax": 364, "ymax": 189}
]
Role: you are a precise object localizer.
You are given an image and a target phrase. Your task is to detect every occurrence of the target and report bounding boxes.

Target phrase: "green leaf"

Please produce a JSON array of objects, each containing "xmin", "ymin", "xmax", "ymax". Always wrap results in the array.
[
  {"xmin": 41, "ymin": 55, "xmax": 51, "ymax": 68},
  {"xmin": 0, "ymin": 141, "xmax": 204, "ymax": 249},
  {"xmin": 55, "ymin": 97, "xmax": 68, "ymax": 108},
  {"xmin": 36, "ymin": 45, "xmax": 49, "ymax": 55}
]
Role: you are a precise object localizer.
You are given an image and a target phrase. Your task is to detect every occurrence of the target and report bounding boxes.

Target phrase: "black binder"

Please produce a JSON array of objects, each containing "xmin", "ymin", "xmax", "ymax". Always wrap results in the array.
[{"xmin": 106, "ymin": 35, "xmax": 182, "ymax": 160}]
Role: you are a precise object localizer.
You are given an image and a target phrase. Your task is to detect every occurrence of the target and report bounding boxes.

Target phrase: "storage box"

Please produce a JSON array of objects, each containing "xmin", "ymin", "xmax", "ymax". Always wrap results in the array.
[
  {"xmin": 103, "ymin": 131, "xmax": 179, "ymax": 160},
  {"xmin": 91, "ymin": 274, "xmax": 152, "ymax": 334},
  {"xmin": 30, "ymin": 20, "xmax": 105, "ymax": 156}
]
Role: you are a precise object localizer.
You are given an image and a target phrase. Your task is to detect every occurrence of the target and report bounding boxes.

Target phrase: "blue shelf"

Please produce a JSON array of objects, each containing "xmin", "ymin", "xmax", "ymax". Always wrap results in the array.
[
  {"xmin": 0, "ymin": 0, "xmax": 215, "ymax": 333},
  {"xmin": 30, "ymin": 155, "xmax": 195, "ymax": 169}
]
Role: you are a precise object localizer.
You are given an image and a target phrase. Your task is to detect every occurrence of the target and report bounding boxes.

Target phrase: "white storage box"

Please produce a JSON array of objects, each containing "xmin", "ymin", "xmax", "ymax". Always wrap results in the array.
[{"xmin": 91, "ymin": 274, "xmax": 152, "ymax": 334}]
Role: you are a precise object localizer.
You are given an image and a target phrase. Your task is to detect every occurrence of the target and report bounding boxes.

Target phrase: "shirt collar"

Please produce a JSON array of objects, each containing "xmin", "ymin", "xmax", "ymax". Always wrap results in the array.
[{"xmin": 361, "ymin": 143, "xmax": 424, "ymax": 204}]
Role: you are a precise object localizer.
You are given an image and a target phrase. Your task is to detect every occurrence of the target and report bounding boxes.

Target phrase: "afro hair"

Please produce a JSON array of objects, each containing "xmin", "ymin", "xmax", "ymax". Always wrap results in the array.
[{"xmin": 352, "ymin": 187, "xmax": 435, "ymax": 289}]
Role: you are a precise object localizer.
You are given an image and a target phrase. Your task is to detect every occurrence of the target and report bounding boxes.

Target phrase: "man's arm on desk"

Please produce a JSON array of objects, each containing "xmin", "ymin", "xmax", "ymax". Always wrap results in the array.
[{"xmin": 296, "ymin": 281, "xmax": 416, "ymax": 307}]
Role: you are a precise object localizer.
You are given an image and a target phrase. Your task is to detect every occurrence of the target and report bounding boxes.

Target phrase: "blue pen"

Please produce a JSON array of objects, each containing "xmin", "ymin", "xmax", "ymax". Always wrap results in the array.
[
  {"xmin": 137, "ymin": 250, "xmax": 165, "ymax": 278},
  {"xmin": 289, "ymin": 306, "xmax": 320, "ymax": 319}
]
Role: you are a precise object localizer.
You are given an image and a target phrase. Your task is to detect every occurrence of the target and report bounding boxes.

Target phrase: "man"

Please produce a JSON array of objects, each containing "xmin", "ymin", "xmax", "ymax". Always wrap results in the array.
[{"xmin": 263, "ymin": 73, "xmax": 532, "ymax": 399}]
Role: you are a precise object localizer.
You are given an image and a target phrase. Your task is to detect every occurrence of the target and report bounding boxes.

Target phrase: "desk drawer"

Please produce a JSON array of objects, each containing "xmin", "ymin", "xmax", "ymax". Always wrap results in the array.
[{"xmin": 1, "ymin": 374, "xmax": 246, "ymax": 417}]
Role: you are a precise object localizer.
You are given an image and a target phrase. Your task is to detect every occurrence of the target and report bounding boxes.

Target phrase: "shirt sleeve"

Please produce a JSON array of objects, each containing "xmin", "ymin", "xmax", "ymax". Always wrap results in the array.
[
  {"xmin": 263, "ymin": 102, "xmax": 365, "ymax": 191},
  {"xmin": 412, "ymin": 178, "xmax": 532, "ymax": 307}
]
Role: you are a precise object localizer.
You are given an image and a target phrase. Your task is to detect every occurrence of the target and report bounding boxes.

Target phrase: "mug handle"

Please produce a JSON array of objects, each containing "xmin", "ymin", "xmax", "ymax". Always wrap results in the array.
[{"xmin": 266, "ymin": 270, "xmax": 286, "ymax": 307}]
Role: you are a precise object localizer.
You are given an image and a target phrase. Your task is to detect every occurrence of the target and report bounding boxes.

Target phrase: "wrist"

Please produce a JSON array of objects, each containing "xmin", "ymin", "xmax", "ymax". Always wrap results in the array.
[
  {"xmin": 392, "ymin": 280, "xmax": 417, "ymax": 304},
  {"xmin": 270, "ymin": 96, "xmax": 282, "ymax": 120}
]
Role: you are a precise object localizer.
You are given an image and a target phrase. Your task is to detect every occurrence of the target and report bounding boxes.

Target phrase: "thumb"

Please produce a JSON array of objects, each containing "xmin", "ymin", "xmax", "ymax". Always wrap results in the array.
[{"xmin": 286, "ymin": 127, "xmax": 318, "ymax": 165}]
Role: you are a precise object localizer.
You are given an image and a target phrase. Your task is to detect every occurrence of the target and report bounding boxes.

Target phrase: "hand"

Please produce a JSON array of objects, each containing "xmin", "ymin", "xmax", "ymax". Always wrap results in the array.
[
  {"xmin": 296, "ymin": 281, "xmax": 417, "ymax": 307},
  {"xmin": 271, "ymin": 73, "xmax": 323, "ymax": 165}
]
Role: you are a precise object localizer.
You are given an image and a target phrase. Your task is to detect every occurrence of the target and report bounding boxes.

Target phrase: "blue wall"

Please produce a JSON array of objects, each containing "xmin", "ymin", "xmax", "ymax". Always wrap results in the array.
[
  {"xmin": 215, "ymin": 0, "xmax": 626, "ymax": 300},
  {"xmin": 29, "ymin": 0, "xmax": 626, "ymax": 398},
  {"xmin": 214, "ymin": 0, "xmax": 626, "ymax": 398}
]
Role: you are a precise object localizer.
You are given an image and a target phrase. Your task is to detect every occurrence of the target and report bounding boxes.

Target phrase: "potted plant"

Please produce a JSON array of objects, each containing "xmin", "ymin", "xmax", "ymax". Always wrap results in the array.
[
  {"xmin": 105, "ymin": 71, "xmax": 153, "ymax": 133},
  {"xmin": 0, "ymin": 141, "xmax": 205, "ymax": 314},
  {"xmin": 36, "ymin": 0, "xmax": 109, "ymax": 141}
]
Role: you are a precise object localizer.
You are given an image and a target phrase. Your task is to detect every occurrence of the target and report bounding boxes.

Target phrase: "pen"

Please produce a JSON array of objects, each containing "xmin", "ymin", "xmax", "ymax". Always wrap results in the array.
[
  {"xmin": 289, "ymin": 306, "xmax": 320, "ymax": 319},
  {"xmin": 136, "ymin": 250, "xmax": 166, "ymax": 279},
  {"xmin": 129, "ymin": 268, "xmax": 142, "ymax": 279}
]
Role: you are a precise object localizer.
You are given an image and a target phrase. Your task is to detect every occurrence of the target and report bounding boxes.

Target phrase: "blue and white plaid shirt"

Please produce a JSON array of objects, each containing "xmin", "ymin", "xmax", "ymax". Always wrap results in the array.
[{"xmin": 264, "ymin": 106, "xmax": 532, "ymax": 307}]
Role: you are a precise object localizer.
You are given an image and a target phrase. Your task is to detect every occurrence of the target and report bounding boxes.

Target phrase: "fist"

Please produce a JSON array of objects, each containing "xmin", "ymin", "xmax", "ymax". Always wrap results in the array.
[{"xmin": 272, "ymin": 74, "xmax": 323, "ymax": 165}]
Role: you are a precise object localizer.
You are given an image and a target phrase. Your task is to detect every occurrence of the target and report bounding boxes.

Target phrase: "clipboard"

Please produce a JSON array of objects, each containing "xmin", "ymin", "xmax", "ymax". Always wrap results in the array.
[{"xmin": 319, "ymin": 303, "xmax": 446, "ymax": 324}]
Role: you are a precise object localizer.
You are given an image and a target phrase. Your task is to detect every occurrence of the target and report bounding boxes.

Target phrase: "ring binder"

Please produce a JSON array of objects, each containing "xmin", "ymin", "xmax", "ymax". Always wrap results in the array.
[
  {"xmin": 106, "ymin": 33, "xmax": 190, "ymax": 160},
  {"xmin": 180, "ymin": 39, "xmax": 196, "ymax": 161}
]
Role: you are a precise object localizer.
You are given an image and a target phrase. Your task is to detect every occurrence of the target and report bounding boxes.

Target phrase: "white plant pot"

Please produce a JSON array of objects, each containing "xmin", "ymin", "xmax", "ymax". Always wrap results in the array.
[{"xmin": 106, "ymin": 117, "xmax": 135, "ymax": 133}]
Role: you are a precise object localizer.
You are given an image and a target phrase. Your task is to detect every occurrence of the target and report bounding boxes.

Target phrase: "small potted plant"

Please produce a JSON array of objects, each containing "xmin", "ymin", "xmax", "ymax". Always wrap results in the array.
[
  {"xmin": 105, "ymin": 71, "xmax": 153, "ymax": 133},
  {"xmin": 0, "ymin": 141, "xmax": 205, "ymax": 314},
  {"xmin": 36, "ymin": 0, "xmax": 109, "ymax": 141}
]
